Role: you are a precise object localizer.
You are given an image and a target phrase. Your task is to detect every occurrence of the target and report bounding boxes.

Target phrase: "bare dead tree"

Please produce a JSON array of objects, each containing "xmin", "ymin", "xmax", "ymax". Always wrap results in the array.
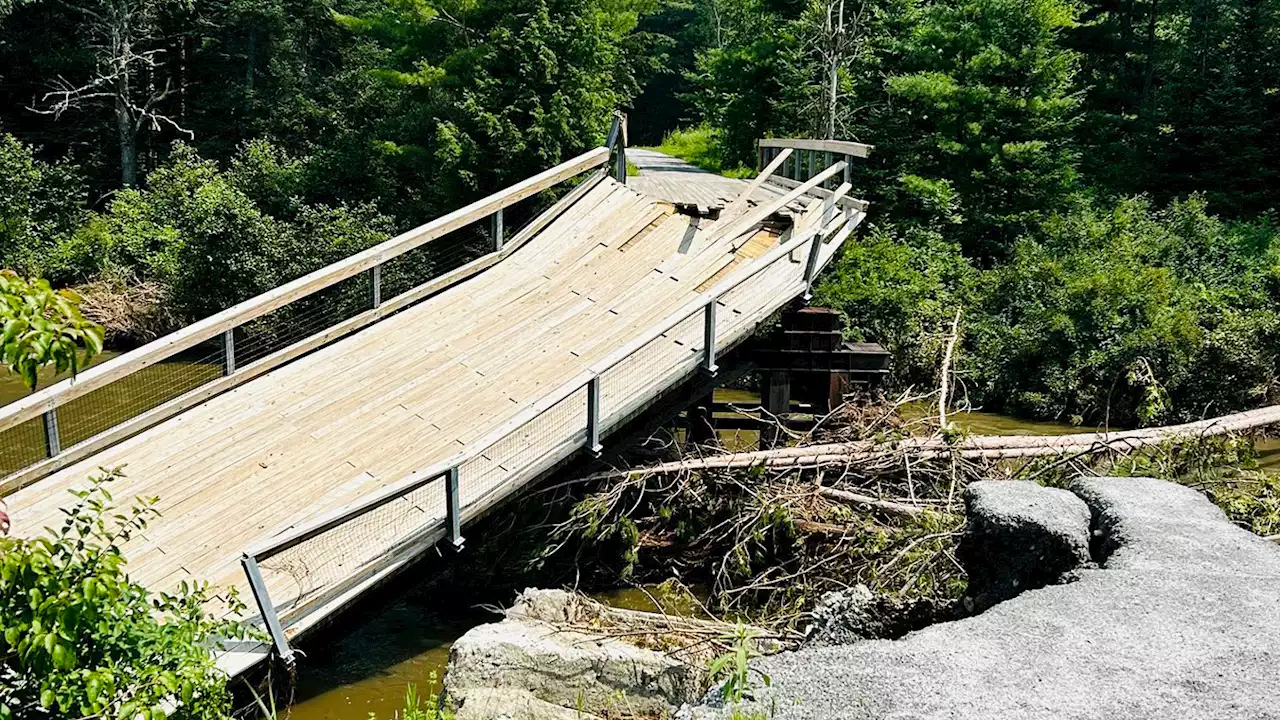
[
  {"xmin": 29, "ymin": 0, "xmax": 192, "ymax": 187},
  {"xmin": 802, "ymin": 0, "xmax": 868, "ymax": 139}
]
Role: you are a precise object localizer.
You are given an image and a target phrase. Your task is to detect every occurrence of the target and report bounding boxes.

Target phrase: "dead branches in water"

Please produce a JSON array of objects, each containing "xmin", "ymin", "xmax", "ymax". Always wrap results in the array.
[{"xmin": 543, "ymin": 392, "xmax": 1280, "ymax": 629}]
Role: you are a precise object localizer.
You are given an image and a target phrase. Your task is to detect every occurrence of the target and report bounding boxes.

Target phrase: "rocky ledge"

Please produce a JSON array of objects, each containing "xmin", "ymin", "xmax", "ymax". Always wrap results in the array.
[
  {"xmin": 701, "ymin": 477, "xmax": 1280, "ymax": 719},
  {"xmin": 444, "ymin": 588, "xmax": 778, "ymax": 720}
]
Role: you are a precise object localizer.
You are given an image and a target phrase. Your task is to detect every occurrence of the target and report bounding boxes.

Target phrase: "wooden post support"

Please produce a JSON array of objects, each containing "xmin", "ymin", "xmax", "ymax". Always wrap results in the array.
[
  {"xmin": 371, "ymin": 264, "xmax": 382, "ymax": 308},
  {"xmin": 42, "ymin": 409, "xmax": 61, "ymax": 458},
  {"xmin": 491, "ymin": 208, "xmax": 504, "ymax": 252},
  {"xmin": 759, "ymin": 370, "xmax": 791, "ymax": 450},
  {"xmin": 844, "ymin": 154, "xmax": 853, "ymax": 186},
  {"xmin": 223, "ymin": 329, "xmax": 236, "ymax": 376},
  {"xmin": 702, "ymin": 300, "xmax": 718, "ymax": 375},
  {"xmin": 686, "ymin": 392, "xmax": 716, "ymax": 445},
  {"xmin": 445, "ymin": 466, "xmax": 465, "ymax": 550},
  {"xmin": 240, "ymin": 553, "xmax": 295, "ymax": 667},
  {"xmin": 587, "ymin": 375, "xmax": 603, "ymax": 456}
]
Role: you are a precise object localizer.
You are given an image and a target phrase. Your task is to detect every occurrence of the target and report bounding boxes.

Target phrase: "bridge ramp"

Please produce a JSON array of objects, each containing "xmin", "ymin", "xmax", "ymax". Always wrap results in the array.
[{"xmin": 4, "ymin": 177, "xmax": 789, "ymax": 625}]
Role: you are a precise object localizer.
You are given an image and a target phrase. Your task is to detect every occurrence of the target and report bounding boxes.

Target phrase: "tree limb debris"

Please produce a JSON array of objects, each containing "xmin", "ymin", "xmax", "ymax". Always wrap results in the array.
[{"xmin": 586, "ymin": 403, "xmax": 1280, "ymax": 480}]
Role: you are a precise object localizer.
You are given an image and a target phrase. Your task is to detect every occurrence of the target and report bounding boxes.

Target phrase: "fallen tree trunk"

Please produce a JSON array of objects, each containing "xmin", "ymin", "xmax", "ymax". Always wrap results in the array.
[{"xmin": 592, "ymin": 405, "xmax": 1280, "ymax": 479}]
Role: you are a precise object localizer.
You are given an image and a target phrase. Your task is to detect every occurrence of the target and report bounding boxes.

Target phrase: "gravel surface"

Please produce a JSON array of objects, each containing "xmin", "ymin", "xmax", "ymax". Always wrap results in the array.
[
  {"xmin": 960, "ymin": 480, "xmax": 1092, "ymax": 608},
  {"xmin": 702, "ymin": 477, "xmax": 1280, "ymax": 720}
]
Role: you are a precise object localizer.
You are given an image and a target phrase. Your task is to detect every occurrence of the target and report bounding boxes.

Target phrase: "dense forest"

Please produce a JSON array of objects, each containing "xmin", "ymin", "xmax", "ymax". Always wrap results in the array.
[{"xmin": 2, "ymin": 0, "xmax": 1280, "ymax": 428}]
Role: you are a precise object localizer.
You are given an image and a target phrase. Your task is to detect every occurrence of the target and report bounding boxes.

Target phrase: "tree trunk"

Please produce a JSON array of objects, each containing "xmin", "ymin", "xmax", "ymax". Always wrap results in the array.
[
  {"xmin": 1140, "ymin": 0, "xmax": 1159, "ymax": 118},
  {"xmin": 116, "ymin": 95, "xmax": 138, "ymax": 187}
]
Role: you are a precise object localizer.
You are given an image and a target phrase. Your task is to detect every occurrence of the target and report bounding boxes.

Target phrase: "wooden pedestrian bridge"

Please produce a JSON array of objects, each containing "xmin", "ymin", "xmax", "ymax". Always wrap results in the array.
[{"xmin": 0, "ymin": 120, "xmax": 869, "ymax": 676}]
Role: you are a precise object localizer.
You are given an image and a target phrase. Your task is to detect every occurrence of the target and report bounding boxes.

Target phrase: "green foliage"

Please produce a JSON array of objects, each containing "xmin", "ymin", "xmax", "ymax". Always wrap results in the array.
[
  {"xmin": 36, "ymin": 141, "xmax": 393, "ymax": 331},
  {"xmin": 0, "ymin": 136, "xmax": 87, "ymax": 281},
  {"xmin": 820, "ymin": 195, "xmax": 1280, "ymax": 428},
  {"xmin": 967, "ymin": 196, "xmax": 1280, "ymax": 426},
  {"xmin": 813, "ymin": 226, "xmax": 974, "ymax": 387},
  {"xmin": 708, "ymin": 624, "xmax": 771, "ymax": 706},
  {"xmin": 0, "ymin": 271, "xmax": 103, "ymax": 390},
  {"xmin": 0, "ymin": 469, "xmax": 249, "ymax": 720},
  {"xmin": 646, "ymin": 125, "xmax": 754, "ymax": 178}
]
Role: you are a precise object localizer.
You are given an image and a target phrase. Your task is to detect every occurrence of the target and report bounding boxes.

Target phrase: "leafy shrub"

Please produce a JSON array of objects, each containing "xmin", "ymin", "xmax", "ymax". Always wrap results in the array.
[
  {"xmin": 967, "ymin": 196, "xmax": 1280, "ymax": 425},
  {"xmin": 818, "ymin": 195, "xmax": 1280, "ymax": 427},
  {"xmin": 45, "ymin": 142, "xmax": 393, "ymax": 333},
  {"xmin": 0, "ymin": 271, "xmax": 103, "ymax": 390},
  {"xmin": 0, "ymin": 469, "xmax": 249, "ymax": 720},
  {"xmin": 814, "ymin": 224, "xmax": 975, "ymax": 387}
]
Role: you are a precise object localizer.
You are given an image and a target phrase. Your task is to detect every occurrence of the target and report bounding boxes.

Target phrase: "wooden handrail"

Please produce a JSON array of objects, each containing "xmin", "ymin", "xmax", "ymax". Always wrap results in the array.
[
  {"xmin": 759, "ymin": 137, "xmax": 873, "ymax": 158},
  {"xmin": 0, "ymin": 147, "xmax": 610, "ymax": 435}
]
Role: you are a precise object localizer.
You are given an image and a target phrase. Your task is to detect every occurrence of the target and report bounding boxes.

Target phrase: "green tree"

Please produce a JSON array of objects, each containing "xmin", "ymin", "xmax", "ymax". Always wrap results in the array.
[
  {"xmin": 0, "ymin": 136, "xmax": 87, "ymax": 280},
  {"xmin": 870, "ymin": 0, "xmax": 1082, "ymax": 260},
  {"xmin": 0, "ymin": 469, "xmax": 247, "ymax": 720}
]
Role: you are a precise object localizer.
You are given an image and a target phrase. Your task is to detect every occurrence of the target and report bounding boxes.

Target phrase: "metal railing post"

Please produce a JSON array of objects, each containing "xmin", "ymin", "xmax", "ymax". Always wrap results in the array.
[
  {"xmin": 445, "ymin": 466, "xmax": 465, "ymax": 549},
  {"xmin": 587, "ymin": 375, "xmax": 603, "ymax": 456},
  {"xmin": 702, "ymin": 300, "xmax": 718, "ymax": 375},
  {"xmin": 491, "ymin": 208, "xmax": 505, "ymax": 252},
  {"xmin": 241, "ymin": 553, "xmax": 295, "ymax": 667},
  {"xmin": 42, "ymin": 409, "xmax": 61, "ymax": 457},
  {"xmin": 223, "ymin": 329, "xmax": 236, "ymax": 375},
  {"xmin": 607, "ymin": 113, "xmax": 627, "ymax": 185},
  {"xmin": 803, "ymin": 232, "xmax": 825, "ymax": 300},
  {"xmin": 371, "ymin": 264, "xmax": 382, "ymax": 308}
]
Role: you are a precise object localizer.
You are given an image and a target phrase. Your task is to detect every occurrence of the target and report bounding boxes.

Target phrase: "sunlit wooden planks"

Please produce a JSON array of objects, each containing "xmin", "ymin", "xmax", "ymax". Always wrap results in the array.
[{"xmin": 3, "ymin": 176, "xmax": 793, "ymax": 638}]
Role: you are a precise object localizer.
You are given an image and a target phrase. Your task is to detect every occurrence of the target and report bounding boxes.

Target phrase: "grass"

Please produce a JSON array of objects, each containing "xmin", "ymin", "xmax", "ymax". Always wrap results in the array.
[{"xmin": 642, "ymin": 125, "xmax": 756, "ymax": 179}]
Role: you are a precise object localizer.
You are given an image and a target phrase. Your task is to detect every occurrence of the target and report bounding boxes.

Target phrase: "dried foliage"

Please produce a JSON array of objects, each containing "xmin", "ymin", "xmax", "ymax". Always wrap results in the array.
[{"xmin": 544, "ymin": 389, "xmax": 1280, "ymax": 631}]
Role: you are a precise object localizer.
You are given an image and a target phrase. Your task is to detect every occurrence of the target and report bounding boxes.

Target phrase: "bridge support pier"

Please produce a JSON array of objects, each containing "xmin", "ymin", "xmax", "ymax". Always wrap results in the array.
[{"xmin": 685, "ymin": 392, "xmax": 717, "ymax": 446}]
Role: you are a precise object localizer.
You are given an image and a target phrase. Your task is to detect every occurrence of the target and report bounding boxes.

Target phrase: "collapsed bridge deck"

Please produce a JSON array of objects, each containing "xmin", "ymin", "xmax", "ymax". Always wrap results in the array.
[{"xmin": 0, "ymin": 140, "xmax": 868, "ymax": 675}]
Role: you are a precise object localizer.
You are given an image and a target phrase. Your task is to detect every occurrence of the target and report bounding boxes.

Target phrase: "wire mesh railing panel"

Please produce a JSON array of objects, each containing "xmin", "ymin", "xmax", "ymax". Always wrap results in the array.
[
  {"xmin": 457, "ymin": 385, "xmax": 589, "ymax": 507},
  {"xmin": 257, "ymin": 474, "xmax": 447, "ymax": 621},
  {"xmin": 599, "ymin": 311, "xmax": 704, "ymax": 422},
  {"xmin": 56, "ymin": 342, "xmax": 226, "ymax": 449},
  {"xmin": 234, "ymin": 272, "xmax": 372, "ymax": 368},
  {"xmin": 716, "ymin": 254, "xmax": 805, "ymax": 341},
  {"xmin": 380, "ymin": 229, "xmax": 488, "ymax": 301},
  {"xmin": 0, "ymin": 416, "xmax": 50, "ymax": 477}
]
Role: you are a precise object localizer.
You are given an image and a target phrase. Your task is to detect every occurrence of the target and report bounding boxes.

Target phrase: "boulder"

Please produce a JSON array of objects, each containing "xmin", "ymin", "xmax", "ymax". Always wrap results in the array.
[
  {"xmin": 451, "ymin": 688, "xmax": 602, "ymax": 720},
  {"xmin": 444, "ymin": 589, "xmax": 705, "ymax": 718},
  {"xmin": 958, "ymin": 479, "xmax": 1092, "ymax": 609}
]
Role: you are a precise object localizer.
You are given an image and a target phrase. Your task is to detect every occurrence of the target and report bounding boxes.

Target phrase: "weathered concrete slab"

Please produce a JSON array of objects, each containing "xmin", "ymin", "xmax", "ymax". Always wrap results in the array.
[{"xmin": 704, "ymin": 477, "xmax": 1280, "ymax": 720}]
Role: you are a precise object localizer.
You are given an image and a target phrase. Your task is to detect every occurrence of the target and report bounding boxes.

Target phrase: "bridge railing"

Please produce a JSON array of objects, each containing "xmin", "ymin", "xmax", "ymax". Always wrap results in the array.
[
  {"xmin": 0, "ymin": 132, "xmax": 634, "ymax": 491},
  {"xmin": 239, "ymin": 210, "xmax": 849, "ymax": 665},
  {"xmin": 758, "ymin": 138, "xmax": 872, "ymax": 210}
]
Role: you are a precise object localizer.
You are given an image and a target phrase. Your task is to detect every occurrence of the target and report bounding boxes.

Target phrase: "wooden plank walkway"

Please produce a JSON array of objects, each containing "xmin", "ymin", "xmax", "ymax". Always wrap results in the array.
[
  {"xmin": 628, "ymin": 149, "xmax": 805, "ymax": 211},
  {"xmin": 1, "ymin": 150, "xmax": 860, "ymax": 675}
]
